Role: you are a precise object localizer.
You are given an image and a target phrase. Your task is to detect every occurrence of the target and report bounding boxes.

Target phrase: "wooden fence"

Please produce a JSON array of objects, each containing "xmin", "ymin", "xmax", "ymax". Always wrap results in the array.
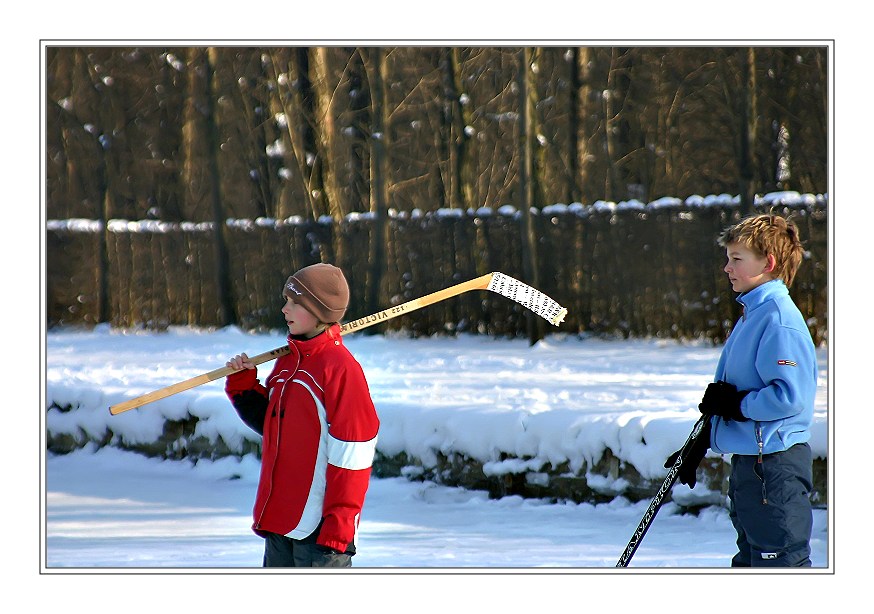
[{"xmin": 46, "ymin": 199, "xmax": 828, "ymax": 344}]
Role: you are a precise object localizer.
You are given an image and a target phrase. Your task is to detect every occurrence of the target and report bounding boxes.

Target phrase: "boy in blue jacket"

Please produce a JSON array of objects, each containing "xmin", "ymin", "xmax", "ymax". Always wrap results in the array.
[{"xmin": 667, "ymin": 213, "xmax": 818, "ymax": 567}]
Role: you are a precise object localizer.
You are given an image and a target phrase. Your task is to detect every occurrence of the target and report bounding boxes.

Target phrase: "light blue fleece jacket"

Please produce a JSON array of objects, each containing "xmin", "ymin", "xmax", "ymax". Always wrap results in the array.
[{"xmin": 710, "ymin": 279, "xmax": 818, "ymax": 456}]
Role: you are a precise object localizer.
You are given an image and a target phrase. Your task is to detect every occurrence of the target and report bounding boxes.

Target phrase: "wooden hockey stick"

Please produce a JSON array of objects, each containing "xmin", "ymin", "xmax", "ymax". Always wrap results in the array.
[{"xmin": 108, "ymin": 272, "xmax": 567, "ymax": 415}]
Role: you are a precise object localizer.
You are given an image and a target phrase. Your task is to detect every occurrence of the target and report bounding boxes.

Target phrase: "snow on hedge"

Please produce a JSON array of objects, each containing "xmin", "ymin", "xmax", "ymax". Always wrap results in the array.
[{"xmin": 46, "ymin": 326, "xmax": 830, "ymax": 484}]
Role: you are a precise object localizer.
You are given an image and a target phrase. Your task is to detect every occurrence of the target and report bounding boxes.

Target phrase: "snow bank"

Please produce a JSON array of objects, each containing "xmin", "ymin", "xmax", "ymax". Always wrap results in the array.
[{"xmin": 45, "ymin": 327, "xmax": 830, "ymax": 503}]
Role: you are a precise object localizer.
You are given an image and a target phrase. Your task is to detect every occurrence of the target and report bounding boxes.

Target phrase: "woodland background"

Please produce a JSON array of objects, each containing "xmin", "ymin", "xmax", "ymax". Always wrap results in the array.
[{"xmin": 44, "ymin": 46, "xmax": 829, "ymax": 343}]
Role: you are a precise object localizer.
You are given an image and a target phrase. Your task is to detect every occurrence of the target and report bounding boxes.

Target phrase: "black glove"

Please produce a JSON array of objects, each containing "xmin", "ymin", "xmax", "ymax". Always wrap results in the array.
[
  {"xmin": 698, "ymin": 380, "xmax": 749, "ymax": 422},
  {"xmin": 664, "ymin": 424, "xmax": 710, "ymax": 488}
]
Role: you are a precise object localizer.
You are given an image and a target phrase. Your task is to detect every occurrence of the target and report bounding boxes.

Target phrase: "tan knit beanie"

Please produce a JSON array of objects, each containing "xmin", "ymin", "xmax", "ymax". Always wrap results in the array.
[{"xmin": 283, "ymin": 263, "xmax": 349, "ymax": 323}]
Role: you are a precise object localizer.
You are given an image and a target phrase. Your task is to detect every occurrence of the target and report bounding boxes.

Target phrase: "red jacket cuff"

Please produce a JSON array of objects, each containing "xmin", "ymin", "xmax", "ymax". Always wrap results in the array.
[
  {"xmin": 225, "ymin": 367, "xmax": 259, "ymax": 396},
  {"xmin": 316, "ymin": 534, "xmax": 348, "ymax": 553}
]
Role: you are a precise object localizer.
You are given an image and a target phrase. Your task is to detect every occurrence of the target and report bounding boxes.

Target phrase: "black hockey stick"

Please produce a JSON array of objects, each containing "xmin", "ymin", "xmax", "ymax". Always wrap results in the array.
[{"xmin": 615, "ymin": 414, "xmax": 712, "ymax": 567}]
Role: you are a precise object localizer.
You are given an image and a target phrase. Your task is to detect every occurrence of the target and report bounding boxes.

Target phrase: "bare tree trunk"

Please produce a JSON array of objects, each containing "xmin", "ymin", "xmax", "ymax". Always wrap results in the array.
[
  {"xmin": 655, "ymin": 52, "xmax": 671, "ymax": 197},
  {"xmin": 66, "ymin": 48, "xmax": 112, "ymax": 324},
  {"xmin": 265, "ymin": 48, "xmax": 326, "ymax": 220},
  {"xmin": 311, "ymin": 48, "xmax": 344, "ymax": 218},
  {"xmin": 529, "ymin": 47, "xmax": 547, "ymax": 208},
  {"xmin": 603, "ymin": 49, "xmax": 621, "ymax": 201},
  {"xmin": 738, "ymin": 47, "xmax": 757, "ymax": 215},
  {"xmin": 364, "ymin": 47, "xmax": 390, "ymax": 321},
  {"xmin": 576, "ymin": 47, "xmax": 597, "ymax": 204},
  {"xmin": 205, "ymin": 48, "xmax": 235, "ymax": 326},
  {"xmin": 567, "ymin": 47, "xmax": 582, "ymax": 204},
  {"xmin": 518, "ymin": 47, "xmax": 543, "ymax": 344},
  {"xmin": 293, "ymin": 47, "xmax": 330, "ymax": 220},
  {"xmin": 181, "ymin": 49, "xmax": 209, "ymax": 222},
  {"xmin": 440, "ymin": 48, "xmax": 474, "ymax": 210},
  {"xmin": 74, "ymin": 49, "xmax": 114, "ymax": 324}
]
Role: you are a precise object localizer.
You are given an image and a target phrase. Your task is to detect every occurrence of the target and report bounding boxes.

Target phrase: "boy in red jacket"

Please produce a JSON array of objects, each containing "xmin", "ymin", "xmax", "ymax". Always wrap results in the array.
[{"xmin": 225, "ymin": 263, "xmax": 380, "ymax": 567}]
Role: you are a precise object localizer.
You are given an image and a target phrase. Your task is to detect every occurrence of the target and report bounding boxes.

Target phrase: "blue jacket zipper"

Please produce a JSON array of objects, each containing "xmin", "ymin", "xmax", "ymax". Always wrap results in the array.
[{"xmin": 755, "ymin": 422, "xmax": 767, "ymax": 505}]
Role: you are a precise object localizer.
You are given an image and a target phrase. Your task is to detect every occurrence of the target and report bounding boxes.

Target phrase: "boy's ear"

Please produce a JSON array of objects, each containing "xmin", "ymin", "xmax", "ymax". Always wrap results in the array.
[{"xmin": 764, "ymin": 254, "xmax": 776, "ymax": 273}]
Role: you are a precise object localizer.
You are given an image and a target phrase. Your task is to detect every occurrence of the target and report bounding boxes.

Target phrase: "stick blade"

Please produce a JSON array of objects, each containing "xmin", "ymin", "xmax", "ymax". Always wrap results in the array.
[{"xmin": 486, "ymin": 272, "xmax": 568, "ymax": 326}]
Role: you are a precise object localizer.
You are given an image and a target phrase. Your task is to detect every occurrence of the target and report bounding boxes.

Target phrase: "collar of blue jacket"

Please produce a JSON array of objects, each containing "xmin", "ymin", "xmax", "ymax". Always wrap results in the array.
[{"xmin": 736, "ymin": 279, "xmax": 788, "ymax": 316}]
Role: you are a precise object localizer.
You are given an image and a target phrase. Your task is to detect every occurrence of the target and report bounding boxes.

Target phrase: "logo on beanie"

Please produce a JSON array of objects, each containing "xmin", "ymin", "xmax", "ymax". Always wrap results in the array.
[{"xmin": 286, "ymin": 282, "xmax": 302, "ymax": 296}]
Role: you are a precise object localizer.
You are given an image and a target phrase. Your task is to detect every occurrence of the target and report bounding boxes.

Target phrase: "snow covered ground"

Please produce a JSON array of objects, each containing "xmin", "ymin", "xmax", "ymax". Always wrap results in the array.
[
  {"xmin": 43, "ymin": 326, "xmax": 832, "ymax": 572},
  {"xmin": 45, "ymin": 445, "xmax": 827, "ymax": 569}
]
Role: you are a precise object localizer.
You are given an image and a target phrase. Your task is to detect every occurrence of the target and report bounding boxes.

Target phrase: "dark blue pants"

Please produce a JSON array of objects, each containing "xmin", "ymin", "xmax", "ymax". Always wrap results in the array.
[
  {"xmin": 263, "ymin": 532, "xmax": 352, "ymax": 568},
  {"xmin": 728, "ymin": 442, "xmax": 813, "ymax": 567}
]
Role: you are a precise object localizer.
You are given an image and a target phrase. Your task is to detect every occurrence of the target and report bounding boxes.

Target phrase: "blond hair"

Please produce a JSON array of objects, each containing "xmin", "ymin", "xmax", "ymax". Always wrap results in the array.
[{"xmin": 718, "ymin": 213, "xmax": 805, "ymax": 288}]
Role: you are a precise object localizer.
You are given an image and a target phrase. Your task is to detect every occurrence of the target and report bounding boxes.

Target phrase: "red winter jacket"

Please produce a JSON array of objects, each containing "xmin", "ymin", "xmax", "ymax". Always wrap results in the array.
[{"xmin": 225, "ymin": 325, "xmax": 379, "ymax": 553}]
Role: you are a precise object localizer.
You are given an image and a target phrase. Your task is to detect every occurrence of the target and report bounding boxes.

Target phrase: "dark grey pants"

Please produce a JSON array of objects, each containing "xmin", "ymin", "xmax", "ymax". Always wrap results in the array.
[
  {"xmin": 263, "ymin": 532, "xmax": 352, "ymax": 568},
  {"xmin": 728, "ymin": 442, "xmax": 813, "ymax": 567}
]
